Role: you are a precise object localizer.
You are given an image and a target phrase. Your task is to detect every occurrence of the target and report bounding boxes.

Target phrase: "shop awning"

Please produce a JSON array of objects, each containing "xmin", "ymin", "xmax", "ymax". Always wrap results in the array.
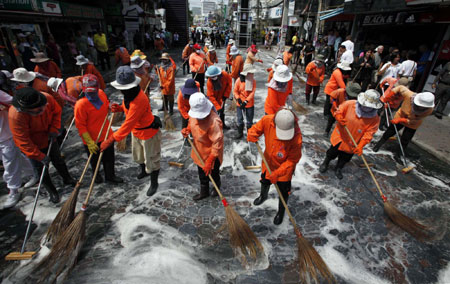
[{"xmin": 319, "ymin": 7, "xmax": 344, "ymax": 21}]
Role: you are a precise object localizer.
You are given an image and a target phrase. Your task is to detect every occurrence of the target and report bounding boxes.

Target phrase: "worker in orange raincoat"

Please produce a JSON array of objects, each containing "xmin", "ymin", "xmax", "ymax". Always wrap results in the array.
[
  {"xmin": 282, "ymin": 47, "xmax": 294, "ymax": 66},
  {"xmin": 8, "ymin": 88, "xmax": 76, "ymax": 203},
  {"xmin": 178, "ymin": 79, "xmax": 200, "ymax": 128},
  {"xmin": 323, "ymin": 61, "xmax": 351, "ymax": 117},
  {"xmin": 157, "ymin": 53, "xmax": 176, "ymax": 115},
  {"xmin": 229, "ymin": 46, "xmax": 244, "ymax": 81},
  {"xmin": 205, "ymin": 66, "xmax": 232, "ymax": 129},
  {"xmin": 267, "ymin": 58, "xmax": 283, "ymax": 83},
  {"xmin": 319, "ymin": 90, "xmax": 381, "ymax": 179},
  {"xmin": 206, "ymin": 46, "xmax": 218, "ymax": 65},
  {"xmin": 182, "ymin": 41, "xmax": 194, "ymax": 75},
  {"xmin": 181, "ymin": 92, "xmax": 224, "ymax": 201},
  {"xmin": 130, "ymin": 56, "xmax": 152, "ymax": 96},
  {"xmin": 377, "ymin": 77, "xmax": 408, "ymax": 131},
  {"xmin": 233, "ymin": 63, "xmax": 256, "ymax": 139},
  {"xmin": 102, "ymin": 66, "xmax": 162, "ymax": 197},
  {"xmin": 264, "ymin": 65, "xmax": 293, "ymax": 115},
  {"xmin": 324, "ymin": 82, "xmax": 361, "ymax": 136},
  {"xmin": 225, "ymin": 39, "xmax": 235, "ymax": 72},
  {"xmin": 304, "ymin": 54, "xmax": 326, "ymax": 105},
  {"xmin": 154, "ymin": 34, "xmax": 165, "ymax": 57},
  {"xmin": 32, "ymin": 52, "xmax": 61, "ymax": 78},
  {"xmin": 373, "ymin": 88, "xmax": 434, "ymax": 162},
  {"xmin": 75, "ymin": 55, "xmax": 106, "ymax": 90},
  {"xmin": 74, "ymin": 74, "xmax": 123, "ymax": 184},
  {"xmin": 114, "ymin": 45, "xmax": 131, "ymax": 66},
  {"xmin": 247, "ymin": 108, "xmax": 302, "ymax": 225},
  {"xmin": 47, "ymin": 76, "xmax": 83, "ymax": 107},
  {"xmin": 189, "ymin": 43, "xmax": 208, "ymax": 93}
]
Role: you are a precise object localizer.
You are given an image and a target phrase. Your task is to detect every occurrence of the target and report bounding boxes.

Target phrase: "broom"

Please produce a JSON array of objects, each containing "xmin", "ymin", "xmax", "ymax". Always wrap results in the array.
[
  {"xmin": 255, "ymin": 143, "xmax": 335, "ymax": 283},
  {"xmin": 188, "ymin": 138, "xmax": 264, "ymax": 265},
  {"xmin": 292, "ymin": 74, "xmax": 310, "ymax": 115},
  {"xmin": 168, "ymin": 138, "xmax": 186, "ymax": 168},
  {"xmin": 45, "ymin": 113, "xmax": 111, "ymax": 244},
  {"xmin": 60, "ymin": 116, "xmax": 75, "ymax": 151},
  {"xmin": 386, "ymin": 104, "xmax": 414, "ymax": 174},
  {"xmin": 155, "ymin": 65, "xmax": 176, "ymax": 131},
  {"xmin": 33, "ymin": 114, "xmax": 115, "ymax": 282},
  {"xmin": 343, "ymin": 125, "xmax": 430, "ymax": 241}
]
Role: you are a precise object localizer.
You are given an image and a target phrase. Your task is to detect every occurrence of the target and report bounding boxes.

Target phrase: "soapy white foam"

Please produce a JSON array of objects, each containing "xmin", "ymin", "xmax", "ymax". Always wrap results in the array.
[{"xmin": 437, "ymin": 262, "xmax": 450, "ymax": 284}]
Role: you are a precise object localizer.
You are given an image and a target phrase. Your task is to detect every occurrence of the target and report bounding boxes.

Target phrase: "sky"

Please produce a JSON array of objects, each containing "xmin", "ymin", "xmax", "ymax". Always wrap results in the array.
[{"xmin": 189, "ymin": 0, "xmax": 220, "ymax": 8}]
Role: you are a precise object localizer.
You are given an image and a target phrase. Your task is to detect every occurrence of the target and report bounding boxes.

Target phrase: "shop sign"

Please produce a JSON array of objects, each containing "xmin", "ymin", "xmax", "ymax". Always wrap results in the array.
[
  {"xmin": 268, "ymin": 7, "xmax": 282, "ymax": 19},
  {"xmin": 363, "ymin": 13, "xmax": 417, "ymax": 26},
  {"xmin": 103, "ymin": 4, "xmax": 121, "ymax": 16},
  {"xmin": 288, "ymin": 16, "xmax": 301, "ymax": 27},
  {"xmin": 60, "ymin": 2, "xmax": 103, "ymax": 20},
  {"xmin": 406, "ymin": 0, "xmax": 442, "ymax": 5},
  {"xmin": 0, "ymin": 0, "xmax": 39, "ymax": 11},
  {"xmin": 41, "ymin": 1, "xmax": 60, "ymax": 15}
]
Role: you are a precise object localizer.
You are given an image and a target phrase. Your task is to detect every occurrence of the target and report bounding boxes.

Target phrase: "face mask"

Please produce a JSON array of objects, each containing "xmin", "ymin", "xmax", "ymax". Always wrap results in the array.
[
  {"xmin": 276, "ymin": 81, "xmax": 287, "ymax": 89},
  {"xmin": 211, "ymin": 76, "xmax": 218, "ymax": 81},
  {"xmin": 360, "ymin": 105, "xmax": 373, "ymax": 113},
  {"xmin": 196, "ymin": 50, "xmax": 200, "ymax": 54}
]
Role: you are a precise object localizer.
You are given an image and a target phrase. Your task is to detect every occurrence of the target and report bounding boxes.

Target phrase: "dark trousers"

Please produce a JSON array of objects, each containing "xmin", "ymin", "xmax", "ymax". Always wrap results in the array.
[
  {"xmin": 183, "ymin": 60, "xmax": 190, "ymax": 74},
  {"xmin": 197, "ymin": 158, "xmax": 221, "ymax": 189},
  {"xmin": 97, "ymin": 50, "xmax": 111, "ymax": 71},
  {"xmin": 435, "ymin": 82, "xmax": 450, "ymax": 115},
  {"xmin": 261, "ymin": 172, "xmax": 291, "ymax": 201},
  {"xmin": 83, "ymin": 142, "xmax": 116, "ymax": 180},
  {"xmin": 381, "ymin": 123, "xmax": 416, "ymax": 151},
  {"xmin": 305, "ymin": 84, "xmax": 320, "ymax": 103},
  {"xmin": 162, "ymin": 94, "xmax": 174, "ymax": 113},
  {"xmin": 30, "ymin": 142, "xmax": 72, "ymax": 191},
  {"xmin": 326, "ymin": 142, "xmax": 354, "ymax": 169},
  {"xmin": 192, "ymin": 72, "xmax": 205, "ymax": 94},
  {"xmin": 325, "ymin": 114, "xmax": 336, "ymax": 134},
  {"xmin": 323, "ymin": 94, "xmax": 332, "ymax": 116},
  {"xmin": 378, "ymin": 107, "xmax": 392, "ymax": 130}
]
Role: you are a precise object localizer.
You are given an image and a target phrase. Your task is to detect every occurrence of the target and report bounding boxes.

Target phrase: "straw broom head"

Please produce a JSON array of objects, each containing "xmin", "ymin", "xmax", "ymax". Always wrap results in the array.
[
  {"xmin": 292, "ymin": 100, "xmax": 309, "ymax": 115},
  {"xmin": 384, "ymin": 201, "xmax": 430, "ymax": 241},
  {"xmin": 224, "ymin": 205, "xmax": 264, "ymax": 266},
  {"xmin": 45, "ymin": 185, "xmax": 80, "ymax": 244},
  {"xmin": 116, "ymin": 137, "xmax": 128, "ymax": 152},
  {"xmin": 34, "ymin": 211, "xmax": 86, "ymax": 283},
  {"xmin": 296, "ymin": 230, "xmax": 335, "ymax": 284},
  {"xmin": 164, "ymin": 113, "xmax": 176, "ymax": 131}
]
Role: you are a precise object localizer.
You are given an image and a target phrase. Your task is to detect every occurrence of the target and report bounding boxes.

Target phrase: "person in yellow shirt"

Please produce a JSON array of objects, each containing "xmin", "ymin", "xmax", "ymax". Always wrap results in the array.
[
  {"xmin": 93, "ymin": 29, "xmax": 110, "ymax": 71},
  {"xmin": 291, "ymin": 32, "xmax": 298, "ymax": 45}
]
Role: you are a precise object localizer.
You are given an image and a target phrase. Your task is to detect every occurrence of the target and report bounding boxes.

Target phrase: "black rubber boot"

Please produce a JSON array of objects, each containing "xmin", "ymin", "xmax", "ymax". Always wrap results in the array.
[
  {"xmin": 373, "ymin": 138, "xmax": 387, "ymax": 153},
  {"xmin": 305, "ymin": 94, "xmax": 310, "ymax": 105},
  {"xmin": 253, "ymin": 183, "xmax": 270, "ymax": 205},
  {"xmin": 137, "ymin": 163, "xmax": 150, "ymax": 179},
  {"xmin": 319, "ymin": 157, "xmax": 331, "ymax": 173},
  {"xmin": 335, "ymin": 167, "xmax": 343, "ymax": 180},
  {"xmin": 94, "ymin": 172, "xmax": 103, "ymax": 184},
  {"xmin": 104, "ymin": 162, "xmax": 123, "ymax": 184},
  {"xmin": 220, "ymin": 109, "xmax": 230, "ymax": 130},
  {"xmin": 274, "ymin": 194, "xmax": 289, "ymax": 225},
  {"xmin": 146, "ymin": 170, "xmax": 159, "ymax": 196},
  {"xmin": 169, "ymin": 100, "xmax": 174, "ymax": 115},
  {"xmin": 234, "ymin": 124, "xmax": 244, "ymax": 140},
  {"xmin": 193, "ymin": 184, "xmax": 210, "ymax": 201},
  {"xmin": 312, "ymin": 93, "xmax": 318, "ymax": 105},
  {"xmin": 43, "ymin": 181, "xmax": 60, "ymax": 204},
  {"xmin": 60, "ymin": 165, "xmax": 76, "ymax": 186}
]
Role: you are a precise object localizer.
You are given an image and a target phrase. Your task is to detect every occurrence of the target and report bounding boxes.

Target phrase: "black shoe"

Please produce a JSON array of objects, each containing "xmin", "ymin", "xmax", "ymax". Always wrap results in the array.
[
  {"xmin": 137, "ymin": 164, "xmax": 150, "ymax": 179},
  {"xmin": 210, "ymin": 188, "xmax": 219, "ymax": 197},
  {"xmin": 319, "ymin": 158, "xmax": 331, "ymax": 173},
  {"xmin": 95, "ymin": 174, "xmax": 103, "ymax": 184},
  {"xmin": 273, "ymin": 210, "xmax": 285, "ymax": 225},
  {"xmin": 49, "ymin": 191, "xmax": 60, "ymax": 204},
  {"xmin": 63, "ymin": 177, "xmax": 77, "ymax": 186},
  {"xmin": 335, "ymin": 168, "xmax": 343, "ymax": 180},
  {"xmin": 223, "ymin": 124, "xmax": 230, "ymax": 130},
  {"xmin": 146, "ymin": 170, "xmax": 159, "ymax": 196},
  {"xmin": 193, "ymin": 184, "xmax": 209, "ymax": 201},
  {"xmin": 435, "ymin": 113, "xmax": 443, "ymax": 119},
  {"xmin": 373, "ymin": 139, "xmax": 386, "ymax": 152},
  {"xmin": 393, "ymin": 153, "xmax": 404, "ymax": 165},
  {"xmin": 253, "ymin": 183, "xmax": 270, "ymax": 206},
  {"xmin": 106, "ymin": 176, "xmax": 124, "ymax": 184}
]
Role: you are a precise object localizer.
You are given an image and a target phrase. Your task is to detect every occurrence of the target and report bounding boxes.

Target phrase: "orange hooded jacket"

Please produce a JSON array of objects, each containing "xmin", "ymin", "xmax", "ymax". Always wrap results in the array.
[
  {"xmin": 189, "ymin": 52, "xmax": 207, "ymax": 73},
  {"xmin": 283, "ymin": 51, "xmax": 293, "ymax": 66},
  {"xmin": 158, "ymin": 63, "xmax": 176, "ymax": 96},
  {"xmin": 226, "ymin": 44, "xmax": 232, "ymax": 64},
  {"xmin": 264, "ymin": 79, "xmax": 293, "ymax": 115},
  {"xmin": 8, "ymin": 92, "xmax": 61, "ymax": 161},
  {"xmin": 187, "ymin": 110, "xmax": 224, "ymax": 167},
  {"xmin": 324, "ymin": 68, "xmax": 346, "ymax": 95},
  {"xmin": 330, "ymin": 100, "xmax": 379, "ymax": 154},
  {"xmin": 230, "ymin": 54, "xmax": 244, "ymax": 79},
  {"xmin": 329, "ymin": 88, "xmax": 347, "ymax": 115},
  {"xmin": 247, "ymin": 114, "xmax": 302, "ymax": 181},
  {"xmin": 207, "ymin": 51, "xmax": 218, "ymax": 65},
  {"xmin": 115, "ymin": 47, "xmax": 131, "ymax": 65},
  {"xmin": 380, "ymin": 77, "xmax": 402, "ymax": 108},
  {"xmin": 206, "ymin": 71, "xmax": 232, "ymax": 110},
  {"xmin": 305, "ymin": 61, "xmax": 325, "ymax": 86},
  {"xmin": 34, "ymin": 61, "xmax": 61, "ymax": 78},
  {"xmin": 177, "ymin": 81, "xmax": 200, "ymax": 119},
  {"xmin": 182, "ymin": 44, "xmax": 194, "ymax": 60},
  {"xmin": 233, "ymin": 77, "xmax": 256, "ymax": 108},
  {"xmin": 85, "ymin": 64, "xmax": 106, "ymax": 90},
  {"xmin": 32, "ymin": 78, "xmax": 65, "ymax": 108}
]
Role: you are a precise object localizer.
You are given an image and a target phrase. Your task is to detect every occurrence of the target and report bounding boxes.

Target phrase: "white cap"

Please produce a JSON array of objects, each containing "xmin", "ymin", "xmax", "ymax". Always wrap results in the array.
[
  {"xmin": 47, "ymin": 77, "xmax": 64, "ymax": 92},
  {"xmin": 413, "ymin": 92, "xmax": 435, "ymax": 108},
  {"xmin": 273, "ymin": 65, "xmax": 292, "ymax": 83},
  {"xmin": 75, "ymin": 55, "xmax": 89, "ymax": 66},
  {"xmin": 229, "ymin": 46, "xmax": 239, "ymax": 55},
  {"xmin": 274, "ymin": 109, "xmax": 295, "ymax": 140},
  {"xmin": 188, "ymin": 92, "xmax": 213, "ymax": 119},
  {"xmin": 357, "ymin": 89, "xmax": 383, "ymax": 109}
]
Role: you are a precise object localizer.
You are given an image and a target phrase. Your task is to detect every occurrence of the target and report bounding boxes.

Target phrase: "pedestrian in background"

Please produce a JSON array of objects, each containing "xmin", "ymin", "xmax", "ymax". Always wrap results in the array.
[
  {"xmin": 431, "ymin": 61, "xmax": 450, "ymax": 119},
  {"xmin": 94, "ymin": 29, "xmax": 111, "ymax": 71}
]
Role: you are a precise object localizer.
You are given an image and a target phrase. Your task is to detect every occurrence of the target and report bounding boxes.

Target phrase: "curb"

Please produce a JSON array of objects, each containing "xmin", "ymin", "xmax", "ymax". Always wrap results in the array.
[{"xmin": 411, "ymin": 139, "xmax": 450, "ymax": 165}]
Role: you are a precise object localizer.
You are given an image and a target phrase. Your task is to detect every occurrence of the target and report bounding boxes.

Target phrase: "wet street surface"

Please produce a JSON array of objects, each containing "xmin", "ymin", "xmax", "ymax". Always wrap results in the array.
[{"xmin": 1, "ymin": 47, "xmax": 449, "ymax": 284}]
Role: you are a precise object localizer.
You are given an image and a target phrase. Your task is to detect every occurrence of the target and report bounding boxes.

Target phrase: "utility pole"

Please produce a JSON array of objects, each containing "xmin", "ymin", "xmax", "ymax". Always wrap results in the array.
[
  {"xmin": 277, "ymin": 0, "xmax": 289, "ymax": 56},
  {"xmin": 256, "ymin": 0, "xmax": 260, "ymax": 43},
  {"xmin": 314, "ymin": 0, "xmax": 323, "ymax": 46}
]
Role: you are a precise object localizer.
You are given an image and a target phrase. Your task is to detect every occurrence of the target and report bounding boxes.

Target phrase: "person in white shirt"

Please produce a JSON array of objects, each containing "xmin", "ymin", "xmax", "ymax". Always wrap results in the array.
[
  {"xmin": 378, "ymin": 53, "xmax": 402, "ymax": 83},
  {"xmin": 339, "ymin": 44, "xmax": 354, "ymax": 64},
  {"xmin": 341, "ymin": 36, "xmax": 354, "ymax": 53},
  {"xmin": 398, "ymin": 50, "xmax": 417, "ymax": 86}
]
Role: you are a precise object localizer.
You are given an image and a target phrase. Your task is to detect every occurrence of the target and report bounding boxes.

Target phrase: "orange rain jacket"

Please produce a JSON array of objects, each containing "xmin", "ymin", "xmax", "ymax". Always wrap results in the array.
[
  {"xmin": 207, "ymin": 51, "xmax": 218, "ymax": 65},
  {"xmin": 74, "ymin": 89, "xmax": 111, "ymax": 144},
  {"xmin": 329, "ymin": 88, "xmax": 347, "ymax": 115},
  {"xmin": 230, "ymin": 54, "xmax": 244, "ymax": 79},
  {"xmin": 226, "ymin": 44, "xmax": 232, "ymax": 65},
  {"xmin": 330, "ymin": 100, "xmax": 379, "ymax": 154},
  {"xmin": 189, "ymin": 52, "xmax": 207, "ymax": 73},
  {"xmin": 324, "ymin": 68, "xmax": 346, "ymax": 95},
  {"xmin": 154, "ymin": 38, "xmax": 165, "ymax": 51},
  {"xmin": 8, "ymin": 92, "xmax": 61, "ymax": 161},
  {"xmin": 264, "ymin": 78, "xmax": 293, "ymax": 115},
  {"xmin": 34, "ymin": 61, "xmax": 62, "ymax": 78},
  {"xmin": 158, "ymin": 63, "xmax": 176, "ymax": 96},
  {"xmin": 65, "ymin": 76, "xmax": 83, "ymax": 100},
  {"xmin": 247, "ymin": 114, "xmax": 302, "ymax": 181},
  {"xmin": 112, "ymin": 90, "xmax": 158, "ymax": 141},
  {"xmin": 267, "ymin": 68, "xmax": 274, "ymax": 83},
  {"xmin": 187, "ymin": 110, "xmax": 224, "ymax": 167},
  {"xmin": 85, "ymin": 64, "xmax": 106, "ymax": 90},
  {"xmin": 233, "ymin": 77, "xmax": 256, "ymax": 108},
  {"xmin": 32, "ymin": 78, "xmax": 65, "ymax": 108},
  {"xmin": 182, "ymin": 44, "xmax": 194, "ymax": 61},
  {"xmin": 177, "ymin": 81, "xmax": 200, "ymax": 119},
  {"xmin": 115, "ymin": 47, "xmax": 131, "ymax": 65},
  {"xmin": 380, "ymin": 77, "xmax": 402, "ymax": 108},
  {"xmin": 305, "ymin": 61, "xmax": 325, "ymax": 86},
  {"xmin": 388, "ymin": 86, "xmax": 433, "ymax": 129},
  {"xmin": 206, "ymin": 71, "xmax": 232, "ymax": 111},
  {"xmin": 283, "ymin": 51, "xmax": 293, "ymax": 66}
]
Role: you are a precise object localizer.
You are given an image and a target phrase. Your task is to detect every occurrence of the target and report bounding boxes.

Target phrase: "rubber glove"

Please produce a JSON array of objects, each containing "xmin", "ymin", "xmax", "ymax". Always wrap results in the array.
[
  {"xmin": 258, "ymin": 59, "xmax": 263, "ymax": 63},
  {"xmin": 353, "ymin": 144, "xmax": 364, "ymax": 156},
  {"xmin": 181, "ymin": 127, "xmax": 191, "ymax": 138},
  {"xmin": 240, "ymin": 100, "xmax": 248, "ymax": 110},
  {"xmin": 247, "ymin": 134, "xmax": 258, "ymax": 143},
  {"xmin": 111, "ymin": 103, "xmax": 123, "ymax": 113},
  {"xmin": 202, "ymin": 155, "xmax": 216, "ymax": 176},
  {"xmin": 391, "ymin": 117, "xmax": 408, "ymax": 125},
  {"xmin": 100, "ymin": 136, "xmax": 115, "ymax": 152},
  {"xmin": 267, "ymin": 171, "xmax": 279, "ymax": 184},
  {"xmin": 82, "ymin": 132, "xmax": 99, "ymax": 155}
]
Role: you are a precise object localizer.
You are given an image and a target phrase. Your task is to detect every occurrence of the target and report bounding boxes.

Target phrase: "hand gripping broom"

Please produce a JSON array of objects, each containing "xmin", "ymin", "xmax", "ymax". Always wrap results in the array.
[
  {"xmin": 255, "ymin": 142, "xmax": 335, "ymax": 284},
  {"xmin": 188, "ymin": 138, "xmax": 264, "ymax": 265},
  {"xmin": 5, "ymin": 141, "xmax": 54, "ymax": 261},
  {"xmin": 343, "ymin": 125, "xmax": 430, "ymax": 241},
  {"xmin": 45, "ymin": 112, "xmax": 111, "ymax": 244},
  {"xmin": 33, "ymin": 114, "xmax": 115, "ymax": 282}
]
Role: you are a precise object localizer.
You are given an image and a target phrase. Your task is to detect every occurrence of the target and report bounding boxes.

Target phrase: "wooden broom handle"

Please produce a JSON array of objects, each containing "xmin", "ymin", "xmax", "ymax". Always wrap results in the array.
[
  {"xmin": 83, "ymin": 113, "xmax": 115, "ymax": 207},
  {"xmin": 187, "ymin": 138, "xmax": 225, "ymax": 201},
  {"xmin": 342, "ymin": 125, "xmax": 386, "ymax": 199},
  {"xmin": 255, "ymin": 142, "xmax": 301, "ymax": 236},
  {"xmin": 77, "ymin": 111, "xmax": 111, "ymax": 187}
]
